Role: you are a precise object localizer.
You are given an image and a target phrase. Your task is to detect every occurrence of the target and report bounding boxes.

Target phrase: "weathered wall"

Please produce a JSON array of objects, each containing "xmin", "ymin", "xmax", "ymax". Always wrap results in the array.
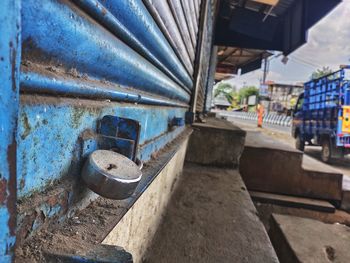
[{"xmin": 102, "ymin": 138, "xmax": 189, "ymax": 263}]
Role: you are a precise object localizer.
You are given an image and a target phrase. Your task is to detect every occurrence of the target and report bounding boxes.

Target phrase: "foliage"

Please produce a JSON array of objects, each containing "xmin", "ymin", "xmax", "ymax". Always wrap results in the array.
[
  {"xmin": 214, "ymin": 83, "xmax": 259, "ymax": 110},
  {"xmin": 214, "ymin": 82, "xmax": 237, "ymax": 104},
  {"xmin": 310, "ymin": 66, "xmax": 333, "ymax": 80},
  {"xmin": 237, "ymin": 86, "xmax": 259, "ymax": 103}
]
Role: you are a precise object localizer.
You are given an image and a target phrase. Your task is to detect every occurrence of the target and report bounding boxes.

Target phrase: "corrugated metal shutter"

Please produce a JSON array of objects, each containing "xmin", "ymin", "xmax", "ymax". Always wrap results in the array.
[
  {"xmin": 4, "ymin": 1, "xmax": 215, "ymax": 256},
  {"xmin": 193, "ymin": 0, "xmax": 217, "ymax": 113},
  {"xmin": 17, "ymin": 0, "xmax": 215, "ymax": 200},
  {"xmin": 0, "ymin": 5, "xmax": 220, "ymax": 258}
]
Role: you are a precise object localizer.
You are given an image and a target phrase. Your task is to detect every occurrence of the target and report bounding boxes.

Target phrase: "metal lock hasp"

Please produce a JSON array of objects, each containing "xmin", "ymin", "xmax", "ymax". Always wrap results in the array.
[{"xmin": 81, "ymin": 116, "xmax": 142, "ymax": 200}]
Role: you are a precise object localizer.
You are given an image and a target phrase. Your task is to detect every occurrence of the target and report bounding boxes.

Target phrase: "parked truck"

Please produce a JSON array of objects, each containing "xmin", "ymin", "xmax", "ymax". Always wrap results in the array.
[{"xmin": 292, "ymin": 66, "xmax": 350, "ymax": 162}]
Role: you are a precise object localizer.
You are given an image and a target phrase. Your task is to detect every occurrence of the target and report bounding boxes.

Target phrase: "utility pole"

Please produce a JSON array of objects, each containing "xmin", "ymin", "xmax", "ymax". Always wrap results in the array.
[{"xmin": 262, "ymin": 58, "xmax": 269, "ymax": 84}]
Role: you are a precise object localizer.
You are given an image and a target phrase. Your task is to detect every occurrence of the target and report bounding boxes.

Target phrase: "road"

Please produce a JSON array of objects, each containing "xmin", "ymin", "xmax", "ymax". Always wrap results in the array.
[{"xmin": 226, "ymin": 116, "xmax": 350, "ymax": 189}]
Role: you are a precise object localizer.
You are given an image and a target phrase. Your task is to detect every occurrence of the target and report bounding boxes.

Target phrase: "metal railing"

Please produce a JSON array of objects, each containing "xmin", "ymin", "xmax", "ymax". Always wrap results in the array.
[{"xmin": 219, "ymin": 111, "xmax": 292, "ymax": 127}]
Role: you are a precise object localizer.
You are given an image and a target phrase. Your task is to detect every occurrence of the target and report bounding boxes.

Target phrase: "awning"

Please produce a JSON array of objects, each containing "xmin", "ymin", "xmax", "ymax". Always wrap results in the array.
[
  {"xmin": 214, "ymin": 0, "xmax": 341, "ymax": 55},
  {"xmin": 215, "ymin": 47, "xmax": 272, "ymax": 80}
]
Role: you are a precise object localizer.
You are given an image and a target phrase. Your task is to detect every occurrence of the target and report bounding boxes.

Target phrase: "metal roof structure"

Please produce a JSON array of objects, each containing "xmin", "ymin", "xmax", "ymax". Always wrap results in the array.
[
  {"xmin": 215, "ymin": 0, "xmax": 341, "ymax": 54},
  {"xmin": 215, "ymin": 47, "xmax": 272, "ymax": 80},
  {"xmin": 213, "ymin": 0, "xmax": 341, "ymax": 78}
]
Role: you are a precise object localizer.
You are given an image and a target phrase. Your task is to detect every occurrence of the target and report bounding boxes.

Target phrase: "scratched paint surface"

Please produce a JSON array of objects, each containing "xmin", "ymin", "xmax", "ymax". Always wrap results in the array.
[
  {"xmin": 14, "ymin": 0, "xmax": 202, "ymax": 256},
  {"xmin": 0, "ymin": 1, "xmax": 20, "ymax": 262},
  {"xmin": 17, "ymin": 97, "xmax": 186, "ymax": 199},
  {"xmin": 74, "ymin": 0, "xmax": 193, "ymax": 90},
  {"xmin": 21, "ymin": 0, "xmax": 190, "ymax": 103}
]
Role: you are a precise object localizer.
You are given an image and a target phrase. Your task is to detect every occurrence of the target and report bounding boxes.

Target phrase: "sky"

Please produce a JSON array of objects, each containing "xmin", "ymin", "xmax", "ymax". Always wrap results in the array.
[{"xmin": 225, "ymin": 0, "xmax": 350, "ymax": 89}]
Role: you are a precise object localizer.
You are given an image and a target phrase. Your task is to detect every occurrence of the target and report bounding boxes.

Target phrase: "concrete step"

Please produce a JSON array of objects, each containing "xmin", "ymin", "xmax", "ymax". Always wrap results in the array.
[
  {"xmin": 186, "ymin": 117, "xmax": 246, "ymax": 168},
  {"xmin": 250, "ymin": 191, "xmax": 335, "ymax": 213},
  {"xmin": 144, "ymin": 163, "xmax": 279, "ymax": 263},
  {"xmin": 269, "ymin": 214, "xmax": 350, "ymax": 263},
  {"xmin": 341, "ymin": 176, "xmax": 350, "ymax": 212},
  {"xmin": 240, "ymin": 131, "xmax": 343, "ymax": 202}
]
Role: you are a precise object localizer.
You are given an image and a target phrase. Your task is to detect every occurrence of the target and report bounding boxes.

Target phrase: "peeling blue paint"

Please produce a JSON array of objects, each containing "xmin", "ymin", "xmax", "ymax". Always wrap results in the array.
[
  {"xmin": 0, "ymin": 0, "xmax": 21, "ymax": 261},
  {"xmin": 13, "ymin": 0, "xmax": 200, "ymax": 257},
  {"xmin": 17, "ymin": 98, "xmax": 186, "ymax": 198},
  {"xmin": 40, "ymin": 203, "xmax": 62, "ymax": 218},
  {"xmin": 0, "ymin": 208, "xmax": 16, "ymax": 257}
]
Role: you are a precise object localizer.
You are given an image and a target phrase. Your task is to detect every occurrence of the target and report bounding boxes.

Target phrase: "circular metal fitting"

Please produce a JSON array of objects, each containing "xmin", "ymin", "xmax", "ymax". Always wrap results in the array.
[{"xmin": 82, "ymin": 150, "xmax": 142, "ymax": 200}]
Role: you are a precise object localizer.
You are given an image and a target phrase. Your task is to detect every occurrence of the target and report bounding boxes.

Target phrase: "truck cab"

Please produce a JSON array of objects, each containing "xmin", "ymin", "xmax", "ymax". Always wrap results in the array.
[{"xmin": 292, "ymin": 67, "xmax": 350, "ymax": 163}]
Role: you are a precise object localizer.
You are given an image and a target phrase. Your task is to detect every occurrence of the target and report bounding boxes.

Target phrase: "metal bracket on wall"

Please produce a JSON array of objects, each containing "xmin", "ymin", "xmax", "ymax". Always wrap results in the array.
[
  {"xmin": 169, "ymin": 116, "xmax": 185, "ymax": 129},
  {"xmin": 81, "ymin": 116, "xmax": 141, "ymax": 161},
  {"xmin": 80, "ymin": 116, "xmax": 142, "ymax": 200}
]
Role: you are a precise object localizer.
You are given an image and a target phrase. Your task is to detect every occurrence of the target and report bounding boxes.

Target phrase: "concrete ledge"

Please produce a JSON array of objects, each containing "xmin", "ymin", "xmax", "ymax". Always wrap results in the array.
[
  {"xmin": 250, "ymin": 191, "xmax": 335, "ymax": 213},
  {"xmin": 186, "ymin": 118, "xmax": 246, "ymax": 167},
  {"xmin": 102, "ymin": 138, "xmax": 189, "ymax": 263},
  {"xmin": 144, "ymin": 164, "xmax": 279, "ymax": 263},
  {"xmin": 341, "ymin": 176, "xmax": 350, "ymax": 212},
  {"xmin": 240, "ymin": 131, "xmax": 343, "ymax": 201},
  {"xmin": 269, "ymin": 214, "xmax": 350, "ymax": 263}
]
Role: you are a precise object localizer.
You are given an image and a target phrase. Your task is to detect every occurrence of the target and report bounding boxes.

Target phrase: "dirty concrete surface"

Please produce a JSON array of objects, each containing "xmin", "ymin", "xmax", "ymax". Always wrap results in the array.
[
  {"xmin": 269, "ymin": 214, "xmax": 350, "ymax": 263},
  {"xmin": 240, "ymin": 130, "xmax": 343, "ymax": 201},
  {"xmin": 226, "ymin": 117, "xmax": 350, "ymax": 262},
  {"xmin": 143, "ymin": 163, "xmax": 278, "ymax": 263},
  {"xmin": 228, "ymin": 118, "xmax": 350, "ymax": 192}
]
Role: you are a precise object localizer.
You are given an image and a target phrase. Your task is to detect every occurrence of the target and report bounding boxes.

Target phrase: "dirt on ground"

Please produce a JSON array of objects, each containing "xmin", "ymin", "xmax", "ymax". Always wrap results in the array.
[{"xmin": 143, "ymin": 163, "xmax": 278, "ymax": 263}]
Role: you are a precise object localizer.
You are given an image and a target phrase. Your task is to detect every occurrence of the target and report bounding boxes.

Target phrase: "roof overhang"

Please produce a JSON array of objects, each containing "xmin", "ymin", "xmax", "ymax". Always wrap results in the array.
[
  {"xmin": 214, "ymin": 0, "xmax": 341, "ymax": 55},
  {"xmin": 215, "ymin": 47, "xmax": 272, "ymax": 81}
]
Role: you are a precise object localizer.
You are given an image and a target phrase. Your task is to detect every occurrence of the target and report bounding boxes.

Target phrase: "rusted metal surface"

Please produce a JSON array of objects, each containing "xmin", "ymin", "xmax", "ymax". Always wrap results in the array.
[
  {"xmin": 0, "ymin": 1, "xmax": 21, "ymax": 262},
  {"xmin": 17, "ymin": 95, "xmax": 187, "ymax": 199},
  {"xmin": 12, "ymin": 0, "xmax": 215, "ymax": 259},
  {"xmin": 16, "ymin": 184, "xmax": 70, "ymax": 246},
  {"xmin": 15, "ymin": 128, "xmax": 192, "ymax": 263}
]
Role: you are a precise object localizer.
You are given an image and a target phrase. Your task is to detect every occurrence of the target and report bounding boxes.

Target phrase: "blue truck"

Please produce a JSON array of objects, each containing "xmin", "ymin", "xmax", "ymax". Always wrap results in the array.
[{"xmin": 292, "ymin": 66, "xmax": 350, "ymax": 162}]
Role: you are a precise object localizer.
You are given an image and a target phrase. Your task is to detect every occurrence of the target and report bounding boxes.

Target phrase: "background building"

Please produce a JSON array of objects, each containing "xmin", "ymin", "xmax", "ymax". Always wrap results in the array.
[{"xmin": 266, "ymin": 81, "xmax": 304, "ymax": 114}]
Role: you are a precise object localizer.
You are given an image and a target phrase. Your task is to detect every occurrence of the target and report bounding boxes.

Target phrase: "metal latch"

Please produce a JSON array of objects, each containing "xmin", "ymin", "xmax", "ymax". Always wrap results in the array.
[{"xmin": 81, "ymin": 116, "xmax": 142, "ymax": 199}]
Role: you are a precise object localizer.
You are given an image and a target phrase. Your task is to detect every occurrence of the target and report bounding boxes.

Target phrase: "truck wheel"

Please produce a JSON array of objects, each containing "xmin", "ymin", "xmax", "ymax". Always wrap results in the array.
[
  {"xmin": 321, "ymin": 139, "xmax": 332, "ymax": 163},
  {"xmin": 295, "ymin": 134, "xmax": 305, "ymax": 151}
]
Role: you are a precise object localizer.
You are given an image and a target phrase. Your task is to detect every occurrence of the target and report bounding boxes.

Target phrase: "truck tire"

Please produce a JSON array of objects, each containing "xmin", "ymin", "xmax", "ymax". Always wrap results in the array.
[
  {"xmin": 295, "ymin": 133, "xmax": 305, "ymax": 151},
  {"xmin": 321, "ymin": 139, "xmax": 332, "ymax": 163}
]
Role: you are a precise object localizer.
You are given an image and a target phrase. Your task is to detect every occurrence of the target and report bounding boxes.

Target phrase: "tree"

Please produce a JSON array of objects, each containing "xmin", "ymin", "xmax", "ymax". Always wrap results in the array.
[
  {"xmin": 237, "ymin": 86, "xmax": 259, "ymax": 103},
  {"xmin": 214, "ymin": 82, "xmax": 237, "ymax": 104},
  {"xmin": 310, "ymin": 66, "xmax": 333, "ymax": 80}
]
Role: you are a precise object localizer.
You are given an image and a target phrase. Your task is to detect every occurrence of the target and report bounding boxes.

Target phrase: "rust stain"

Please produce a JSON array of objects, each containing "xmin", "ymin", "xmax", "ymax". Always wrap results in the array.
[
  {"xmin": 101, "ymin": 7, "xmax": 107, "ymax": 16},
  {"xmin": 10, "ymin": 41, "xmax": 17, "ymax": 92},
  {"xmin": 7, "ymin": 140, "xmax": 17, "ymax": 236},
  {"xmin": 0, "ymin": 178, "xmax": 7, "ymax": 204}
]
